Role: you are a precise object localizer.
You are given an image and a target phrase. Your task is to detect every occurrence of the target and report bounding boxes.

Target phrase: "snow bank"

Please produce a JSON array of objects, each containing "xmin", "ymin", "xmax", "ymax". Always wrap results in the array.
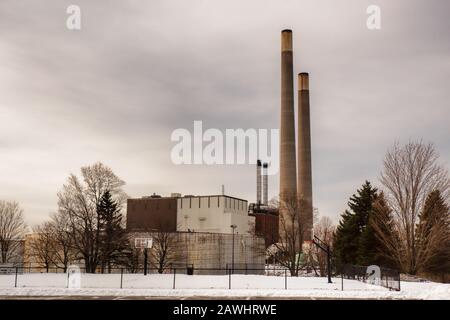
[{"xmin": 0, "ymin": 274, "xmax": 448, "ymax": 300}]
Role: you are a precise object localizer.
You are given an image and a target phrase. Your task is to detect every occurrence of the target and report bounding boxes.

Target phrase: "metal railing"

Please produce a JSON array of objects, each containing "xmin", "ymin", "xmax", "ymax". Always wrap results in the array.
[{"xmin": 0, "ymin": 266, "xmax": 289, "ymax": 290}]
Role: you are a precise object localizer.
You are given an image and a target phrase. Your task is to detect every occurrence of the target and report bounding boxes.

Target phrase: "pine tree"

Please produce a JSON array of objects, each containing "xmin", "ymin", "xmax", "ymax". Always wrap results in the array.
[
  {"xmin": 349, "ymin": 181, "xmax": 378, "ymax": 235},
  {"xmin": 334, "ymin": 181, "xmax": 379, "ymax": 267},
  {"xmin": 366, "ymin": 192, "xmax": 399, "ymax": 268},
  {"xmin": 358, "ymin": 218, "xmax": 377, "ymax": 266},
  {"xmin": 416, "ymin": 190, "xmax": 450, "ymax": 276},
  {"xmin": 333, "ymin": 210, "xmax": 359, "ymax": 266},
  {"xmin": 97, "ymin": 190, "xmax": 128, "ymax": 273}
]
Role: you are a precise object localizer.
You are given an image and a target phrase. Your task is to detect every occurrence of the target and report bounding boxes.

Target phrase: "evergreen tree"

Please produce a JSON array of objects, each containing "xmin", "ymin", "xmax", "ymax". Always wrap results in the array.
[
  {"xmin": 365, "ymin": 192, "xmax": 399, "ymax": 268},
  {"xmin": 333, "ymin": 210, "xmax": 359, "ymax": 266},
  {"xmin": 334, "ymin": 181, "xmax": 378, "ymax": 267},
  {"xmin": 416, "ymin": 190, "xmax": 450, "ymax": 275},
  {"xmin": 97, "ymin": 190, "xmax": 128, "ymax": 272},
  {"xmin": 358, "ymin": 217, "xmax": 377, "ymax": 266}
]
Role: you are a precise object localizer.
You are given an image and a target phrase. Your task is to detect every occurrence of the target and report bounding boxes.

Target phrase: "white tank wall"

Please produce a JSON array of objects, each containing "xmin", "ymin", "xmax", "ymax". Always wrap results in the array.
[{"xmin": 177, "ymin": 196, "xmax": 253, "ymax": 234}]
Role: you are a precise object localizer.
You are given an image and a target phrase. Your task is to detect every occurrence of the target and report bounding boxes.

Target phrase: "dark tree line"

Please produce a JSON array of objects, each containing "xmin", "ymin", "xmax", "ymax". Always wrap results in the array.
[
  {"xmin": 29, "ymin": 162, "xmax": 132, "ymax": 273},
  {"xmin": 333, "ymin": 181, "xmax": 397, "ymax": 268},
  {"xmin": 28, "ymin": 163, "xmax": 183, "ymax": 274},
  {"xmin": 334, "ymin": 142, "xmax": 450, "ymax": 280}
]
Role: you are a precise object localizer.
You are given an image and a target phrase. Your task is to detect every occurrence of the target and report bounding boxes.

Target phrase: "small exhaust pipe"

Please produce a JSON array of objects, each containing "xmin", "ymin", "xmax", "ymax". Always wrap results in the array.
[
  {"xmin": 257, "ymin": 160, "xmax": 262, "ymax": 205},
  {"xmin": 263, "ymin": 163, "xmax": 268, "ymax": 205}
]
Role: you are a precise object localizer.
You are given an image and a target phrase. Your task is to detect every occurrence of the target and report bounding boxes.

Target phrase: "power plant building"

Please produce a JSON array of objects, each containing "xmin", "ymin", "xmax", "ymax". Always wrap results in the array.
[
  {"xmin": 126, "ymin": 194, "xmax": 264, "ymax": 274},
  {"xmin": 127, "ymin": 194, "xmax": 254, "ymax": 235}
]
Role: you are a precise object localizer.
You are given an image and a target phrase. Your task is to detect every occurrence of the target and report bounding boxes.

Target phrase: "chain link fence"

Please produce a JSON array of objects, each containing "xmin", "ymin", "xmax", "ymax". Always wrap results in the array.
[
  {"xmin": 341, "ymin": 264, "xmax": 401, "ymax": 291},
  {"xmin": 0, "ymin": 264, "xmax": 401, "ymax": 291}
]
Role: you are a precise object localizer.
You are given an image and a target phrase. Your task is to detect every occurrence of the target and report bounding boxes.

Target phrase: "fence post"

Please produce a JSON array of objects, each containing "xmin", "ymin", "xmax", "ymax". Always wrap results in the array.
[
  {"xmin": 120, "ymin": 268, "xmax": 124, "ymax": 289},
  {"xmin": 327, "ymin": 246, "xmax": 332, "ymax": 284},
  {"xmin": 341, "ymin": 273, "xmax": 343, "ymax": 291},
  {"xmin": 14, "ymin": 267, "xmax": 18, "ymax": 288},
  {"xmin": 228, "ymin": 267, "xmax": 231, "ymax": 290},
  {"xmin": 284, "ymin": 269, "xmax": 287, "ymax": 290},
  {"xmin": 173, "ymin": 268, "xmax": 176, "ymax": 289}
]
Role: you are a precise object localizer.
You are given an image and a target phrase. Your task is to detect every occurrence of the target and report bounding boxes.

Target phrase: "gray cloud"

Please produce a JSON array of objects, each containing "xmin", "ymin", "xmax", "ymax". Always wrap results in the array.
[{"xmin": 0, "ymin": 0, "xmax": 449, "ymax": 225}]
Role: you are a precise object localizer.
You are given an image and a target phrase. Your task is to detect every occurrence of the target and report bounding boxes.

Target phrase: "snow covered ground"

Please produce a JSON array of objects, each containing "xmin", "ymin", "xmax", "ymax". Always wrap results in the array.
[{"xmin": 0, "ymin": 273, "xmax": 448, "ymax": 299}]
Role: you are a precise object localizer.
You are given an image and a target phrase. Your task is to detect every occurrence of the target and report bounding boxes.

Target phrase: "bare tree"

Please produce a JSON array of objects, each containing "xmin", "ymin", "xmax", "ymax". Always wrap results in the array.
[
  {"xmin": 380, "ymin": 141, "xmax": 450, "ymax": 274},
  {"xmin": 311, "ymin": 216, "xmax": 335, "ymax": 277},
  {"xmin": 57, "ymin": 162, "xmax": 127, "ymax": 273},
  {"xmin": 149, "ymin": 230, "xmax": 178, "ymax": 274},
  {"xmin": 0, "ymin": 201, "xmax": 26, "ymax": 263},
  {"xmin": 28, "ymin": 222, "xmax": 56, "ymax": 272},
  {"xmin": 50, "ymin": 211, "xmax": 76, "ymax": 272},
  {"xmin": 270, "ymin": 192, "xmax": 311, "ymax": 276},
  {"xmin": 121, "ymin": 241, "xmax": 143, "ymax": 273}
]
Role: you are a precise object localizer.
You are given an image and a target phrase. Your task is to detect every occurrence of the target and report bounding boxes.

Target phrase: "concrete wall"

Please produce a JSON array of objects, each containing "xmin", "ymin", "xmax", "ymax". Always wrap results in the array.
[{"xmin": 131, "ymin": 231, "xmax": 266, "ymax": 275}]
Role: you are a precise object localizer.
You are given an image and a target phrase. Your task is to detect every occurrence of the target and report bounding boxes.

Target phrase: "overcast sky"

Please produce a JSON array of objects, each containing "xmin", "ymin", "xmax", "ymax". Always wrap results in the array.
[{"xmin": 1, "ymin": 0, "xmax": 449, "ymax": 226}]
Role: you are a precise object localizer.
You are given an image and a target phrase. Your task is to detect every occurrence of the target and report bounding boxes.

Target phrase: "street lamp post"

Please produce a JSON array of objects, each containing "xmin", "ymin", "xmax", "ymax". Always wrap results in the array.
[
  {"xmin": 230, "ymin": 224, "xmax": 237, "ymax": 274},
  {"xmin": 144, "ymin": 248, "xmax": 148, "ymax": 276}
]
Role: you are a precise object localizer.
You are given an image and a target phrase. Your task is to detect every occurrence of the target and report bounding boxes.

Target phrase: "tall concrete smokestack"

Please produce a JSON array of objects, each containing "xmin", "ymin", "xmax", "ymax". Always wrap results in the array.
[
  {"xmin": 263, "ymin": 163, "xmax": 268, "ymax": 205},
  {"xmin": 257, "ymin": 160, "xmax": 262, "ymax": 205},
  {"xmin": 280, "ymin": 29, "xmax": 297, "ymax": 202},
  {"xmin": 297, "ymin": 72, "xmax": 313, "ymax": 240}
]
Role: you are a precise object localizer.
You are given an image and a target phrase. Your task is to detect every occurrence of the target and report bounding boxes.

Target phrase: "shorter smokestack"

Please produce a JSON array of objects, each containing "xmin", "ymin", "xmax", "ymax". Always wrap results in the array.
[
  {"xmin": 297, "ymin": 72, "xmax": 313, "ymax": 241},
  {"xmin": 263, "ymin": 163, "xmax": 268, "ymax": 205},
  {"xmin": 299, "ymin": 72, "xmax": 309, "ymax": 90},
  {"xmin": 257, "ymin": 160, "xmax": 262, "ymax": 205}
]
